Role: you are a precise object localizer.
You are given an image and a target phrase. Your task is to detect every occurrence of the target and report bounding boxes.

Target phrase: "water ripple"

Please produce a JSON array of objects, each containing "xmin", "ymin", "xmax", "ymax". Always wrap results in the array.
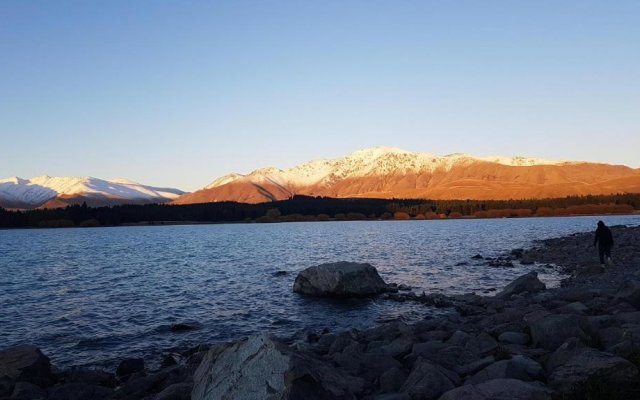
[{"xmin": 1, "ymin": 216, "xmax": 639, "ymax": 368}]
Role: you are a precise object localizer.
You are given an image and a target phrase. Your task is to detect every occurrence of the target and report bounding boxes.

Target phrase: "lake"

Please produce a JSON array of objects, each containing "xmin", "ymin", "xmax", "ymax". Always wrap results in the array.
[{"xmin": 2, "ymin": 215, "xmax": 639, "ymax": 369}]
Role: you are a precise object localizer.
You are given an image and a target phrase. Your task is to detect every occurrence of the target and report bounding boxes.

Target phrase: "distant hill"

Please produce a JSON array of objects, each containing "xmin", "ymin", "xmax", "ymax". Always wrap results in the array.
[
  {"xmin": 0, "ymin": 176, "xmax": 186, "ymax": 209},
  {"xmin": 173, "ymin": 147, "xmax": 640, "ymax": 204}
]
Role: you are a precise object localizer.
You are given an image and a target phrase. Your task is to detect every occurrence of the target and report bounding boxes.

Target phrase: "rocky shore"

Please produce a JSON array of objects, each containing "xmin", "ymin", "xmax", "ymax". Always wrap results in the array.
[{"xmin": 2, "ymin": 225, "xmax": 640, "ymax": 399}]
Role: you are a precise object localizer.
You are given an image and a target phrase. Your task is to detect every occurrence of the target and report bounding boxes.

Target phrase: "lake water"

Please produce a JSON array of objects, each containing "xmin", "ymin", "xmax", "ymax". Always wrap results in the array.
[{"xmin": 2, "ymin": 215, "xmax": 640, "ymax": 369}]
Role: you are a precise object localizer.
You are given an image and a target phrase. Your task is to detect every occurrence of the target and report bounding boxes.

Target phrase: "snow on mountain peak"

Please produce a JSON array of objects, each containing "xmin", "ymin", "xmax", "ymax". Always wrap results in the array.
[
  {"xmin": 109, "ymin": 178, "xmax": 139, "ymax": 185},
  {"xmin": 0, "ymin": 177, "xmax": 26, "ymax": 185},
  {"xmin": 205, "ymin": 173, "xmax": 244, "ymax": 189},
  {"xmin": 0, "ymin": 176, "xmax": 185, "ymax": 208},
  {"xmin": 203, "ymin": 147, "xmax": 569, "ymax": 190},
  {"xmin": 346, "ymin": 146, "xmax": 412, "ymax": 160}
]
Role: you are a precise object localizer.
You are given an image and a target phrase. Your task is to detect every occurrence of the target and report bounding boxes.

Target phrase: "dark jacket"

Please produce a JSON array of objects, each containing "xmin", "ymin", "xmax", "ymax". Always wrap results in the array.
[{"xmin": 594, "ymin": 226, "xmax": 614, "ymax": 247}]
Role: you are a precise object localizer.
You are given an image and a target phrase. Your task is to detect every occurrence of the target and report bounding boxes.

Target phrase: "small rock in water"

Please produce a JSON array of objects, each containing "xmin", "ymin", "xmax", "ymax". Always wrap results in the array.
[
  {"xmin": 510, "ymin": 248, "xmax": 524, "ymax": 258},
  {"xmin": 161, "ymin": 354, "xmax": 178, "ymax": 368},
  {"xmin": 385, "ymin": 283, "xmax": 399, "ymax": 293},
  {"xmin": 170, "ymin": 323, "xmax": 197, "ymax": 333},
  {"xmin": 272, "ymin": 270, "xmax": 288, "ymax": 277},
  {"xmin": 471, "ymin": 254, "xmax": 484, "ymax": 260}
]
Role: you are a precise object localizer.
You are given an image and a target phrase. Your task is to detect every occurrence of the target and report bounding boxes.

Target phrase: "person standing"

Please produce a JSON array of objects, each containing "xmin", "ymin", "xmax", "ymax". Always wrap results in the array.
[{"xmin": 594, "ymin": 220, "xmax": 614, "ymax": 267}]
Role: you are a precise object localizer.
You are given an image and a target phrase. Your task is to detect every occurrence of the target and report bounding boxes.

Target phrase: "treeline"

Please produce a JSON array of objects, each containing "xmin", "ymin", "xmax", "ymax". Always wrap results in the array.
[
  {"xmin": 386, "ymin": 193, "xmax": 640, "ymax": 219},
  {"xmin": 0, "ymin": 193, "xmax": 638, "ymax": 228}
]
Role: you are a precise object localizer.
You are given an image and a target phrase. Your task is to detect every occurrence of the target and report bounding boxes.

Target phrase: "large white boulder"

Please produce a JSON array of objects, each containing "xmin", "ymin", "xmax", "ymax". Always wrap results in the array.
[{"xmin": 192, "ymin": 334, "xmax": 358, "ymax": 400}]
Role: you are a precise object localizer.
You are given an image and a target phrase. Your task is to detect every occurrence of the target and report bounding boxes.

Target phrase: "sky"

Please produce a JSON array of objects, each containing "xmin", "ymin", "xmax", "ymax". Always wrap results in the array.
[{"xmin": 1, "ymin": 1, "xmax": 639, "ymax": 191}]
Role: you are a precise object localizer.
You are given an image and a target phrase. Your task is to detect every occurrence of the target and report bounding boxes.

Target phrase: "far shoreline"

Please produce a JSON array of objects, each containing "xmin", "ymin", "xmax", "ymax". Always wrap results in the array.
[{"xmin": 1, "ymin": 210, "xmax": 639, "ymax": 231}]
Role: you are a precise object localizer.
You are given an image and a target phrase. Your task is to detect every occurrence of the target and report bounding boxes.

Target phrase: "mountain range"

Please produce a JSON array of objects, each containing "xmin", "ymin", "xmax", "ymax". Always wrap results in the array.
[
  {"xmin": 4, "ymin": 147, "xmax": 640, "ymax": 209},
  {"xmin": 173, "ymin": 147, "xmax": 640, "ymax": 204},
  {"xmin": 0, "ymin": 176, "xmax": 185, "ymax": 209}
]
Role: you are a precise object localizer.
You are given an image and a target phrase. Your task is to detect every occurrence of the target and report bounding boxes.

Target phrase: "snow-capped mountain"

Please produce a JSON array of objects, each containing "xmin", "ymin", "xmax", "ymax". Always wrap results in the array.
[
  {"xmin": 173, "ymin": 147, "xmax": 640, "ymax": 204},
  {"xmin": 0, "ymin": 176, "xmax": 186, "ymax": 209},
  {"xmin": 205, "ymin": 147, "xmax": 568, "ymax": 190}
]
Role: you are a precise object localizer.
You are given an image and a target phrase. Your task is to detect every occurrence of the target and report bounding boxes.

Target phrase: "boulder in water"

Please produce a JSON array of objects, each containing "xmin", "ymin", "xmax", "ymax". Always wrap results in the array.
[{"xmin": 293, "ymin": 261, "xmax": 388, "ymax": 297}]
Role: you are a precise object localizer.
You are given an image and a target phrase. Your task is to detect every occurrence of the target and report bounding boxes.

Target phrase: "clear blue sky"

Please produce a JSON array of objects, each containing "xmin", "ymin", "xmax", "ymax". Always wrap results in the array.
[{"xmin": 1, "ymin": 1, "xmax": 638, "ymax": 191}]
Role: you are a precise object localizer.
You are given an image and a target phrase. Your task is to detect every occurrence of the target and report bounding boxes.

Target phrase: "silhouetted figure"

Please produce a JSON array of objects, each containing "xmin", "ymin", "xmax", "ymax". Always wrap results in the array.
[{"xmin": 594, "ymin": 220, "xmax": 614, "ymax": 267}]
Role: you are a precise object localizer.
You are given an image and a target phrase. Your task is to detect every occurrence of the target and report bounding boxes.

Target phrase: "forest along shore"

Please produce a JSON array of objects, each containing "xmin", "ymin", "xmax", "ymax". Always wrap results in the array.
[{"xmin": 2, "ymin": 226, "xmax": 640, "ymax": 400}]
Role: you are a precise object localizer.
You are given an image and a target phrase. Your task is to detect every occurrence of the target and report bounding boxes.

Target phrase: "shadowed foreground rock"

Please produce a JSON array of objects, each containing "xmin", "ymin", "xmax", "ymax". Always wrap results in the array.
[
  {"xmin": 191, "ymin": 334, "xmax": 359, "ymax": 400},
  {"xmin": 0, "ymin": 345, "xmax": 53, "ymax": 388},
  {"xmin": 293, "ymin": 261, "xmax": 388, "ymax": 297},
  {"xmin": 438, "ymin": 378, "xmax": 552, "ymax": 400}
]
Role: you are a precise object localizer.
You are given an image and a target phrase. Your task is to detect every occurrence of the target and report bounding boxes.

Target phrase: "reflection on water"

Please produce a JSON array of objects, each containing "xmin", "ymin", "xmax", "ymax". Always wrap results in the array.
[{"xmin": 1, "ymin": 215, "xmax": 639, "ymax": 368}]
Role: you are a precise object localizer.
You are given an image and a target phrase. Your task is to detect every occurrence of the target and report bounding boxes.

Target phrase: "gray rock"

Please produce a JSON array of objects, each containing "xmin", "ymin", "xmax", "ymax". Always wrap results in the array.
[
  {"xmin": 423, "ymin": 346, "xmax": 477, "ymax": 372},
  {"xmin": 438, "ymin": 378, "xmax": 552, "ymax": 400},
  {"xmin": 498, "ymin": 332, "xmax": 530, "ymax": 346},
  {"xmin": 614, "ymin": 311, "xmax": 640, "ymax": 325},
  {"xmin": 528, "ymin": 314, "xmax": 588, "ymax": 351},
  {"xmin": 379, "ymin": 336, "xmax": 414, "ymax": 359},
  {"xmin": 373, "ymin": 394, "xmax": 412, "ymax": 400},
  {"xmin": 64, "ymin": 367, "xmax": 115, "ymax": 387},
  {"xmin": 455, "ymin": 356, "xmax": 495, "ymax": 377},
  {"xmin": 293, "ymin": 261, "xmax": 388, "ymax": 297},
  {"xmin": 556, "ymin": 301, "xmax": 589, "ymax": 315},
  {"xmin": 115, "ymin": 358, "xmax": 144, "ymax": 378},
  {"xmin": 465, "ymin": 332, "xmax": 499, "ymax": 356},
  {"xmin": 548, "ymin": 349, "xmax": 639, "ymax": 396},
  {"xmin": 400, "ymin": 359, "xmax": 455, "ymax": 400},
  {"xmin": 557, "ymin": 287, "xmax": 596, "ymax": 303},
  {"xmin": 48, "ymin": 382, "xmax": 113, "ymax": 400},
  {"xmin": 380, "ymin": 367, "xmax": 407, "ymax": 393},
  {"xmin": 0, "ymin": 378, "xmax": 13, "ymax": 397},
  {"xmin": 10, "ymin": 382, "xmax": 46, "ymax": 400},
  {"xmin": 315, "ymin": 333, "xmax": 337, "ymax": 354},
  {"xmin": 466, "ymin": 356, "xmax": 544, "ymax": 385},
  {"xmin": 0, "ymin": 346, "xmax": 52, "ymax": 387},
  {"xmin": 408, "ymin": 341, "xmax": 447, "ymax": 364},
  {"xmin": 596, "ymin": 326, "xmax": 625, "ymax": 349},
  {"xmin": 418, "ymin": 330, "xmax": 450, "ymax": 342},
  {"xmin": 360, "ymin": 321, "xmax": 413, "ymax": 342},
  {"xmin": 544, "ymin": 337, "xmax": 586, "ymax": 372},
  {"xmin": 328, "ymin": 332, "xmax": 356, "ymax": 355},
  {"xmin": 335, "ymin": 350, "xmax": 401, "ymax": 381},
  {"xmin": 446, "ymin": 331, "xmax": 472, "ymax": 347},
  {"xmin": 613, "ymin": 280, "xmax": 640, "ymax": 309},
  {"xmin": 155, "ymin": 382, "xmax": 193, "ymax": 400},
  {"xmin": 497, "ymin": 272, "xmax": 546, "ymax": 298},
  {"xmin": 585, "ymin": 315, "xmax": 615, "ymax": 335},
  {"xmin": 574, "ymin": 264, "xmax": 605, "ymax": 277},
  {"xmin": 437, "ymin": 385, "xmax": 486, "ymax": 400},
  {"xmin": 111, "ymin": 365, "xmax": 189, "ymax": 399},
  {"xmin": 192, "ymin": 334, "xmax": 357, "ymax": 400}
]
